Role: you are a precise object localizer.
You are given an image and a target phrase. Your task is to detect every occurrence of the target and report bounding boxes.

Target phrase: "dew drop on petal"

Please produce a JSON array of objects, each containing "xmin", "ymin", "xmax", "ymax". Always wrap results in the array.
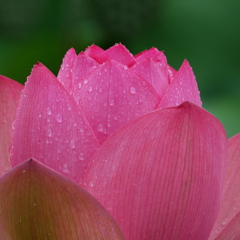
[
  {"xmin": 47, "ymin": 129, "xmax": 52, "ymax": 137},
  {"xmin": 47, "ymin": 107, "xmax": 52, "ymax": 115},
  {"xmin": 97, "ymin": 123, "xmax": 104, "ymax": 132},
  {"xmin": 55, "ymin": 113, "xmax": 63, "ymax": 123},
  {"xmin": 130, "ymin": 86, "xmax": 136, "ymax": 94},
  {"xmin": 88, "ymin": 86, "xmax": 93, "ymax": 92},
  {"xmin": 109, "ymin": 99, "xmax": 114, "ymax": 106}
]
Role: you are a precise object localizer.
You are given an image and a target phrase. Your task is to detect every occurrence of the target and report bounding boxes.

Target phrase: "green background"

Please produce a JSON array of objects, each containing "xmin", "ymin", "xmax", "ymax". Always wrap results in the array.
[{"xmin": 0, "ymin": 0, "xmax": 239, "ymax": 137}]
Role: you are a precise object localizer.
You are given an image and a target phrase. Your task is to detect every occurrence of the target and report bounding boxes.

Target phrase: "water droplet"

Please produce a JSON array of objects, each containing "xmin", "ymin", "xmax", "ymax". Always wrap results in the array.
[
  {"xmin": 97, "ymin": 123, "xmax": 104, "ymax": 132},
  {"xmin": 47, "ymin": 107, "xmax": 52, "ymax": 115},
  {"xmin": 99, "ymin": 88, "xmax": 103, "ymax": 93},
  {"xmin": 83, "ymin": 79, "xmax": 88, "ymax": 84},
  {"xmin": 22, "ymin": 170, "xmax": 26, "ymax": 173},
  {"xmin": 63, "ymin": 163, "xmax": 70, "ymax": 173},
  {"xmin": 68, "ymin": 105, "xmax": 72, "ymax": 111},
  {"xmin": 78, "ymin": 82, "xmax": 82, "ymax": 88},
  {"xmin": 114, "ymin": 116, "xmax": 118, "ymax": 120},
  {"xmin": 89, "ymin": 182, "xmax": 94, "ymax": 187},
  {"xmin": 70, "ymin": 139, "xmax": 75, "ymax": 149},
  {"xmin": 130, "ymin": 87, "xmax": 136, "ymax": 94},
  {"xmin": 79, "ymin": 153, "xmax": 84, "ymax": 161},
  {"xmin": 109, "ymin": 99, "xmax": 114, "ymax": 106},
  {"xmin": 38, "ymin": 113, "xmax": 42, "ymax": 118},
  {"xmin": 88, "ymin": 86, "xmax": 93, "ymax": 92},
  {"xmin": 56, "ymin": 113, "xmax": 63, "ymax": 123},
  {"xmin": 123, "ymin": 65, "xmax": 128, "ymax": 69},
  {"xmin": 47, "ymin": 129, "xmax": 52, "ymax": 137}
]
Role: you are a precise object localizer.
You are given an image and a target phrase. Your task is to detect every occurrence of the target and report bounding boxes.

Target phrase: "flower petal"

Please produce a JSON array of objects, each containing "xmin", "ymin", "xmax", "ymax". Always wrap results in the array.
[
  {"xmin": 57, "ymin": 48, "xmax": 77, "ymax": 92},
  {"xmin": 210, "ymin": 133, "xmax": 240, "ymax": 239},
  {"xmin": 93, "ymin": 43, "xmax": 136, "ymax": 67},
  {"xmin": 134, "ymin": 47, "xmax": 161, "ymax": 61},
  {"xmin": 72, "ymin": 60, "xmax": 160, "ymax": 144},
  {"xmin": 214, "ymin": 210, "xmax": 240, "ymax": 240},
  {"xmin": 71, "ymin": 52, "xmax": 99, "ymax": 87},
  {"xmin": 83, "ymin": 102, "xmax": 227, "ymax": 240},
  {"xmin": 0, "ymin": 76, "xmax": 23, "ymax": 176},
  {"xmin": 85, "ymin": 44, "xmax": 104, "ymax": 59},
  {"xmin": 132, "ymin": 56, "xmax": 169, "ymax": 97},
  {"xmin": 0, "ymin": 159, "xmax": 125, "ymax": 240},
  {"xmin": 11, "ymin": 63, "xmax": 99, "ymax": 184},
  {"xmin": 158, "ymin": 60, "xmax": 202, "ymax": 108}
]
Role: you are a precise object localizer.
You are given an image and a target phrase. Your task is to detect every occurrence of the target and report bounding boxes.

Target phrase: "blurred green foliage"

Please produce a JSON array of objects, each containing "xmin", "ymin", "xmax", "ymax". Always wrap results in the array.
[{"xmin": 0, "ymin": 0, "xmax": 239, "ymax": 137}]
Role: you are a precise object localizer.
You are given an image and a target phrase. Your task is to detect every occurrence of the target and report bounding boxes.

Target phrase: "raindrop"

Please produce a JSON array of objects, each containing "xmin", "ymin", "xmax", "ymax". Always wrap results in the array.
[
  {"xmin": 70, "ymin": 139, "xmax": 75, "ymax": 149},
  {"xmin": 78, "ymin": 82, "xmax": 82, "ymax": 89},
  {"xmin": 89, "ymin": 182, "xmax": 94, "ymax": 187},
  {"xmin": 99, "ymin": 88, "xmax": 103, "ymax": 93},
  {"xmin": 88, "ymin": 86, "xmax": 93, "ymax": 92},
  {"xmin": 79, "ymin": 153, "xmax": 84, "ymax": 161},
  {"xmin": 83, "ymin": 79, "xmax": 88, "ymax": 84},
  {"xmin": 63, "ymin": 163, "xmax": 70, "ymax": 173},
  {"xmin": 130, "ymin": 87, "xmax": 136, "ymax": 94},
  {"xmin": 123, "ymin": 65, "xmax": 128, "ymax": 69},
  {"xmin": 47, "ymin": 107, "xmax": 52, "ymax": 115},
  {"xmin": 47, "ymin": 129, "xmax": 52, "ymax": 137},
  {"xmin": 109, "ymin": 99, "xmax": 114, "ymax": 106},
  {"xmin": 55, "ymin": 113, "xmax": 63, "ymax": 123},
  {"xmin": 38, "ymin": 113, "xmax": 42, "ymax": 118},
  {"xmin": 97, "ymin": 123, "xmax": 104, "ymax": 132}
]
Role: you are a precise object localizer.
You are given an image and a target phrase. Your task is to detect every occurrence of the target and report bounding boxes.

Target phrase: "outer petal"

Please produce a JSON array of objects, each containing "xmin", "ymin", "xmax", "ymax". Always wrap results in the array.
[
  {"xmin": 57, "ymin": 48, "xmax": 77, "ymax": 92},
  {"xmin": 0, "ymin": 76, "xmax": 23, "ymax": 176},
  {"xmin": 210, "ymin": 133, "xmax": 240, "ymax": 239},
  {"xmin": 93, "ymin": 43, "xmax": 136, "ymax": 67},
  {"xmin": 72, "ymin": 60, "xmax": 160, "ymax": 144},
  {"xmin": 0, "ymin": 159, "xmax": 125, "ymax": 240},
  {"xmin": 11, "ymin": 63, "xmax": 100, "ymax": 184},
  {"xmin": 134, "ymin": 47, "xmax": 161, "ymax": 61},
  {"xmin": 158, "ymin": 60, "xmax": 202, "ymax": 108},
  {"xmin": 83, "ymin": 102, "xmax": 227, "ymax": 240}
]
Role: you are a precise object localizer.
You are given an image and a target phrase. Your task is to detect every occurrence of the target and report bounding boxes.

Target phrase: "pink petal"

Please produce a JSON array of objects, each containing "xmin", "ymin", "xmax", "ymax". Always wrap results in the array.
[
  {"xmin": 72, "ymin": 60, "xmax": 160, "ymax": 144},
  {"xmin": 0, "ymin": 76, "xmax": 23, "ymax": 176},
  {"xmin": 210, "ymin": 133, "xmax": 240, "ymax": 239},
  {"xmin": 0, "ymin": 159, "xmax": 125, "ymax": 240},
  {"xmin": 83, "ymin": 102, "xmax": 227, "ymax": 240},
  {"xmin": 158, "ymin": 60, "xmax": 202, "ymax": 109},
  {"xmin": 93, "ymin": 43, "xmax": 136, "ymax": 67},
  {"xmin": 11, "ymin": 63, "xmax": 99, "ymax": 184},
  {"xmin": 57, "ymin": 48, "xmax": 77, "ymax": 92},
  {"xmin": 134, "ymin": 47, "xmax": 161, "ymax": 61},
  {"xmin": 167, "ymin": 65, "xmax": 177, "ymax": 83},
  {"xmin": 214, "ymin": 210, "xmax": 240, "ymax": 240},
  {"xmin": 132, "ymin": 57, "xmax": 169, "ymax": 97},
  {"xmin": 71, "ymin": 52, "xmax": 99, "ymax": 87},
  {"xmin": 85, "ymin": 44, "xmax": 105, "ymax": 59}
]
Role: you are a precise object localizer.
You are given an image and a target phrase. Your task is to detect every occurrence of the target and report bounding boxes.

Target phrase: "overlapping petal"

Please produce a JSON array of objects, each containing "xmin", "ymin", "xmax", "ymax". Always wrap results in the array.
[
  {"xmin": 0, "ymin": 76, "xmax": 23, "ymax": 176},
  {"xmin": 83, "ymin": 102, "xmax": 227, "ymax": 240},
  {"xmin": 0, "ymin": 159, "xmax": 125, "ymax": 240},
  {"xmin": 72, "ymin": 60, "xmax": 160, "ymax": 143},
  {"xmin": 158, "ymin": 60, "xmax": 202, "ymax": 108},
  {"xmin": 210, "ymin": 133, "xmax": 240, "ymax": 239},
  {"xmin": 11, "ymin": 63, "xmax": 99, "ymax": 184}
]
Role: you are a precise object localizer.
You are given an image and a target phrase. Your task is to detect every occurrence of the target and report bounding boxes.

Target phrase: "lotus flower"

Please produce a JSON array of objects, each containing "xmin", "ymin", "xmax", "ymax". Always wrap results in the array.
[{"xmin": 0, "ymin": 44, "xmax": 239, "ymax": 239}]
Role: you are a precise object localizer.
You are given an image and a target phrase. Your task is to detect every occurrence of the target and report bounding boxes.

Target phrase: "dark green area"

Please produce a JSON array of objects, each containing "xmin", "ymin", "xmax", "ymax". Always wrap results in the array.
[{"xmin": 0, "ymin": 0, "xmax": 239, "ymax": 137}]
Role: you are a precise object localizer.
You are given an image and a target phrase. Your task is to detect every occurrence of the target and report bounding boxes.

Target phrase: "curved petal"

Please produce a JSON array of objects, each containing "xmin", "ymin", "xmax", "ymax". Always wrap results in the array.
[
  {"xmin": 0, "ymin": 159, "xmax": 125, "ymax": 240},
  {"xmin": 210, "ymin": 133, "xmax": 240, "ymax": 239},
  {"xmin": 93, "ymin": 43, "xmax": 136, "ymax": 67},
  {"xmin": 134, "ymin": 47, "xmax": 161, "ymax": 61},
  {"xmin": 57, "ymin": 48, "xmax": 77, "ymax": 92},
  {"xmin": 158, "ymin": 60, "xmax": 202, "ymax": 109},
  {"xmin": 72, "ymin": 60, "xmax": 160, "ymax": 144},
  {"xmin": 0, "ymin": 76, "xmax": 23, "ymax": 176},
  {"xmin": 83, "ymin": 102, "xmax": 227, "ymax": 240},
  {"xmin": 11, "ymin": 63, "xmax": 99, "ymax": 184}
]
